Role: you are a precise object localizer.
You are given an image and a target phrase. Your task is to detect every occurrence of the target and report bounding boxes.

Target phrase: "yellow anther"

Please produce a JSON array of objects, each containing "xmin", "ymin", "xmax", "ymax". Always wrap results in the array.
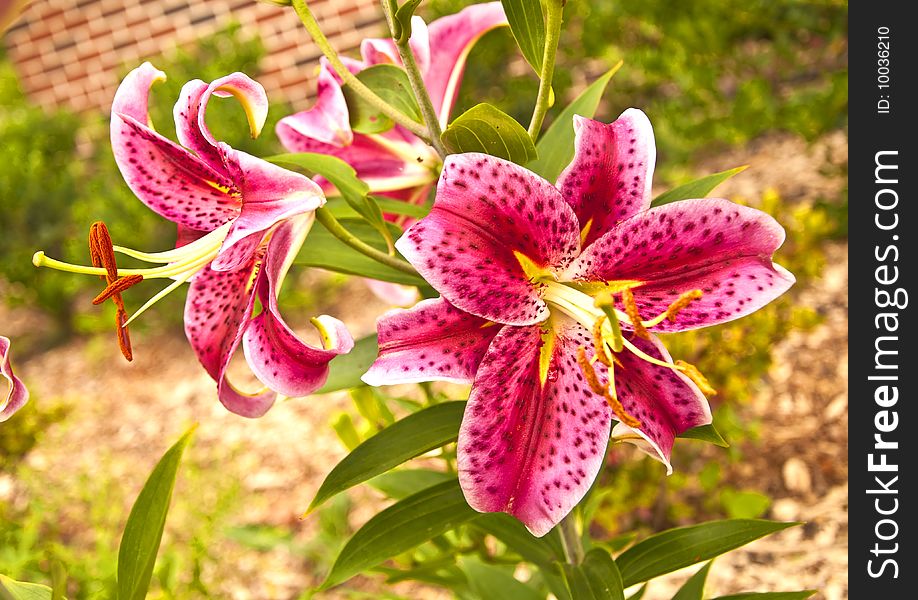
[
  {"xmin": 676, "ymin": 360, "xmax": 717, "ymax": 396},
  {"xmin": 576, "ymin": 346, "xmax": 641, "ymax": 428},
  {"xmin": 576, "ymin": 346, "xmax": 609, "ymax": 395},
  {"xmin": 665, "ymin": 289, "xmax": 703, "ymax": 322},
  {"xmin": 590, "ymin": 316, "xmax": 613, "ymax": 367},
  {"xmin": 621, "ymin": 288, "xmax": 649, "ymax": 339}
]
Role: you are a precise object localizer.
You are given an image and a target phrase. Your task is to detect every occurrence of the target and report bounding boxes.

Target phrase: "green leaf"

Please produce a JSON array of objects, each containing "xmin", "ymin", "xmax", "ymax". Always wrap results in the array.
[
  {"xmin": 268, "ymin": 152, "xmax": 393, "ymax": 251},
  {"xmin": 342, "ymin": 64, "xmax": 422, "ymax": 134},
  {"xmin": 710, "ymin": 593, "xmax": 817, "ymax": 600},
  {"xmin": 296, "ymin": 218, "xmax": 427, "ymax": 286},
  {"xmin": 459, "ymin": 556, "xmax": 545, "ymax": 600},
  {"xmin": 331, "ymin": 412, "xmax": 362, "ymax": 450},
  {"xmin": 501, "ymin": 0, "xmax": 546, "ymax": 75},
  {"xmin": 672, "ymin": 561, "xmax": 712, "ymax": 600},
  {"xmin": 528, "ymin": 62, "xmax": 622, "ymax": 182},
  {"xmin": 678, "ymin": 424, "xmax": 729, "ymax": 447},
  {"xmin": 559, "ymin": 549, "xmax": 624, "ymax": 600},
  {"xmin": 316, "ymin": 334, "xmax": 380, "ymax": 394},
  {"xmin": 626, "ymin": 584, "xmax": 647, "ymax": 600},
  {"xmin": 117, "ymin": 426, "xmax": 195, "ymax": 600},
  {"xmin": 472, "ymin": 513, "xmax": 563, "ymax": 567},
  {"xmin": 441, "ymin": 103, "xmax": 537, "ymax": 165},
  {"xmin": 0, "ymin": 576, "xmax": 54, "ymax": 600},
  {"xmin": 617, "ymin": 519, "xmax": 798, "ymax": 587},
  {"xmin": 394, "ymin": 0, "xmax": 424, "ymax": 44},
  {"xmin": 721, "ymin": 490, "xmax": 771, "ymax": 519},
  {"xmin": 308, "ymin": 401, "xmax": 466, "ymax": 511},
  {"xmin": 324, "ymin": 196, "xmax": 431, "ymax": 220},
  {"xmin": 322, "ymin": 480, "xmax": 479, "ymax": 589},
  {"xmin": 651, "ymin": 166, "xmax": 748, "ymax": 207},
  {"xmin": 368, "ymin": 469, "xmax": 454, "ymax": 500}
]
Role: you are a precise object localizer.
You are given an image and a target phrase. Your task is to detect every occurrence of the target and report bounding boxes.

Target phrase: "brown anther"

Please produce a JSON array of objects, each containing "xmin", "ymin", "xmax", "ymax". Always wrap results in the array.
[
  {"xmin": 576, "ymin": 346, "xmax": 641, "ymax": 428},
  {"xmin": 665, "ymin": 289, "xmax": 703, "ymax": 322},
  {"xmin": 675, "ymin": 360, "xmax": 717, "ymax": 396},
  {"xmin": 88, "ymin": 221, "xmax": 134, "ymax": 362},
  {"xmin": 576, "ymin": 346, "xmax": 609, "ymax": 395},
  {"xmin": 621, "ymin": 288, "xmax": 649, "ymax": 339},
  {"xmin": 590, "ymin": 316, "xmax": 613, "ymax": 367},
  {"xmin": 603, "ymin": 389, "xmax": 641, "ymax": 428},
  {"xmin": 92, "ymin": 274, "xmax": 144, "ymax": 305}
]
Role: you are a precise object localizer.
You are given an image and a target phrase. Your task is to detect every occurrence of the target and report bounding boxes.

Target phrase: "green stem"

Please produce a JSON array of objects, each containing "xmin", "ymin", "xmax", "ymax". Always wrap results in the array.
[
  {"xmin": 558, "ymin": 512, "xmax": 584, "ymax": 565},
  {"xmin": 380, "ymin": 0, "xmax": 449, "ymax": 159},
  {"xmin": 292, "ymin": 0, "xmax": 431, "ymax": 142},
  {"xmin": 527, "ymin": 0, "xmax": 564, "ymax": 141},
  {"xmin": 314, "ymin": 207, "xmax": 419, "ymax": 276}
]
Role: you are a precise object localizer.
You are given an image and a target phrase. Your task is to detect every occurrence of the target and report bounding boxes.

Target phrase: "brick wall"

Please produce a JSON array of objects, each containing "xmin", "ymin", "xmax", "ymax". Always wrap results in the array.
[{"xmin": 3, "ymin": 0, "xmax": 384, "ymax": 113}]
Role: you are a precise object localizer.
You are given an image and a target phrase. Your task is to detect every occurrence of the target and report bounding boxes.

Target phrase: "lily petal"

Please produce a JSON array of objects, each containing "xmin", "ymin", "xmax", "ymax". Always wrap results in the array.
[
  {"xmin": 458, "ymin": 323, "xmax": 612, "ymax": 537},
  {"xmin": 556, "ymin": 111, "xmax": 655, "ymax": 245},
  {"xmin": 184, "ymin": 258, "xmax": 259, "ymax": 401},
  {"xmin": 211, "ymin": 148, "xmax": 325, "ymax": 272},
  {"xmin": 217, "ymin": 378, "xmax": 277, "ymax": 419},
  {"xmin": 174, "ymin": 73, "xmax": 268, "ymax": 172},
  {"xmin": 111, "ymin": 65, "xmax": 240, "ymax": 232},
  {"xmin": 363, "ymin": 279, "xmax": 421, "ymax": 306},
  {"xmin": 275, "ymin": 62, "xmax": 353, "ymax": 149},
  {"xmin": 243, "ymin": 218, "xmax": 354, "ymax": 396},
  {"xmin": 397, "ymin": 154, "xmax": 580, "ymax": 326},
  {"xmin": 362, "ymin": 297, "xmax": 500, "ymax": 386},
  {"xmin": 569, "ymin": 198, "xmax": 794, "ymax": 331},
  {"xmin": 610, "ymin": 333, "xmax": 712, "ymax": 473},
  {"xmin": 424, "ymin": 2, "xmax": 508, "ymax": 127},
  {"xmin": 1, "ymin": 336, "xmax": 29, "ymax": 422}
]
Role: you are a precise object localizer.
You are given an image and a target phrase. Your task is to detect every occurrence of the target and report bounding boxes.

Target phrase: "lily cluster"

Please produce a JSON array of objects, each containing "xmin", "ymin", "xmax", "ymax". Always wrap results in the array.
[{"xmin": 18, "ymin": 1, "xmax": 795, "ymax": 538}]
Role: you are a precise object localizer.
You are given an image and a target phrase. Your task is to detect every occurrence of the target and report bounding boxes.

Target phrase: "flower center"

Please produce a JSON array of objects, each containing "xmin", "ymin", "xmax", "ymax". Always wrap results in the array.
[{"xmin": 539, "ymin": 279, "xmax": 715, "ymax": 424}]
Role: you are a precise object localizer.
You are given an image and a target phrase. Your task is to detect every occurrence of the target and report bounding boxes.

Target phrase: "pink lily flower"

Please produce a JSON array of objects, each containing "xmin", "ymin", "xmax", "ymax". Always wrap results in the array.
[
  {"xmin": 1, "ymin": 336, "xmax": 29, "ymax": 422},
  {"xmin": 33, "ymin": 63, "xmax": 352, "ymax": 417},
  {"xmin": 276, "ymin": 2, "xmax": 508, "ymax": 208},
  {"xmin": 363, "ymin": 109, "xmax": 794, "ymax": 535}
]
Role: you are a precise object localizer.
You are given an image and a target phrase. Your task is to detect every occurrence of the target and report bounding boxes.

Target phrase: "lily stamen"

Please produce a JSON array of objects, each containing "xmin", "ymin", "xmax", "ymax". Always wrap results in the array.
[
  {"xmin": 639, "ymin": 289, "xmax": 704, "ymax": 328},
  {"xmin": 621, "ymin": 288, "xmax": 649, "ymax": 339},
  {"xmin": 92, "ymin": 274, "xmax": 144, "ymax": 305},
  {"xmin": 88, "ymin": 221, "xmax": 134, "ymax": 361},
  {"xmin": 675, "ymin": 360, "xmax": 717, "ymax": 396},
  {"xmin": 576, "ymin": 346, "xmax": 641, "ymax": 428}
]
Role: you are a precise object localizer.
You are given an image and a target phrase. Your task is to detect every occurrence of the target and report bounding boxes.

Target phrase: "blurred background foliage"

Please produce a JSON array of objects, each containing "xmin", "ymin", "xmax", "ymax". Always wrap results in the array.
[{"xmin": 1, "ymin": 1, "xmax": 847, "ymax": 596}]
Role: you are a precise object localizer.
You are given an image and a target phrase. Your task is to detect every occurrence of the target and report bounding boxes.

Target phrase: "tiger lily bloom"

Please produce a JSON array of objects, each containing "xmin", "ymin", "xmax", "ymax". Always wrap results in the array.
[
  {"xmin": 363, "ymin": 109, "xmax": 794, "ymax": 535},
  {"xmin": 276, "ymin": 2, "xmax": 507, "ymax": 208},
  {"xmin": 32, "ymin": 63, "xmax": 352, "ymax": 417},
  {"xmin": 1, "ymin": 336, "xmax": 29, "ymax": 422}
]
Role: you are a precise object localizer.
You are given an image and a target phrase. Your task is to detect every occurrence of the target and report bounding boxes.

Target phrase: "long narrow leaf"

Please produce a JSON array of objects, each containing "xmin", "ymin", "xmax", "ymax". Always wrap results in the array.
[
  {"xmin": 117, "ymin": 426, "xmax": 195, "ymax": 600},
  {"xmin": 308, "ymin": 401, "xmax": 466, "ymax": 511},
  {"xmin": 651, "ymin": 166, "xmax": 747, "ymax": 207},
  {"xmin": 321, "ymin": 480, "xmax": 479, "ymax": 589},
  {"xmin": 559, "ymin": 548, "xmax": 625, "ymax": 600},
  {"xmin": 501, "ymin": 0, "xmax": 546, "ymax": 75},
  {"xmin": 672, "ymin": 562, "xmax": 713, "ymax": 600},
  {"xmin": 528, "ymin": 62, "xmax": 622, "ymax": 182},
  {"xmin": 316, "ymin": 334, "xmax": 379, "ymax": 394},
  {"xmin": 617, "ymin": 520, "xmax": 798, "ymax": 587},
  {"xmin": 472, "ymin": 513, "xmax": 564, "ymax": 567}
]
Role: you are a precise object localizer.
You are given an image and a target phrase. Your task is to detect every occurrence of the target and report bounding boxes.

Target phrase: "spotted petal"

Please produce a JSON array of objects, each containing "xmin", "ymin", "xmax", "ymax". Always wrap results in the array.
[
  {"xmin": 111, "ymin": 63, "xmax": 240, "ymax": 232},
  {"xmin": 457, "ymin": 324, "xmax": 612, "ymax": 537},
  {"xmin": 569, "ymin": 198, "xmax": 794, "ymax": 331},
  {"xmin": 424, "ymin": 2, "xmax": 508, "ymax": 127},
  {"xmin": 610, "ymin": 333, "xmax": 712, "ymax": 473},
  {"xmin": 211, "ymin": 148, "xmax": 325, "ymax": 272},
  {"xmin": 1, "ymin": 336, "xmax": 29, "ymax": 422},
  {"xmin": 243, "ymin": 218, "xmax": 353, "ymax": 397},
  {"xmin": 397, "ymin": 153, "xmax": 580, "ymax": 326},
  {"xmin": 556, "ymin": 110, "xmax": 655, "ymax": 245},
  {"xmin": 363, "ymin": 297, "xmax": 500, "ymax": 386},
  {"xmin": 184, "ymin": 257, "xmax": 261, "ymax": 416}
]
